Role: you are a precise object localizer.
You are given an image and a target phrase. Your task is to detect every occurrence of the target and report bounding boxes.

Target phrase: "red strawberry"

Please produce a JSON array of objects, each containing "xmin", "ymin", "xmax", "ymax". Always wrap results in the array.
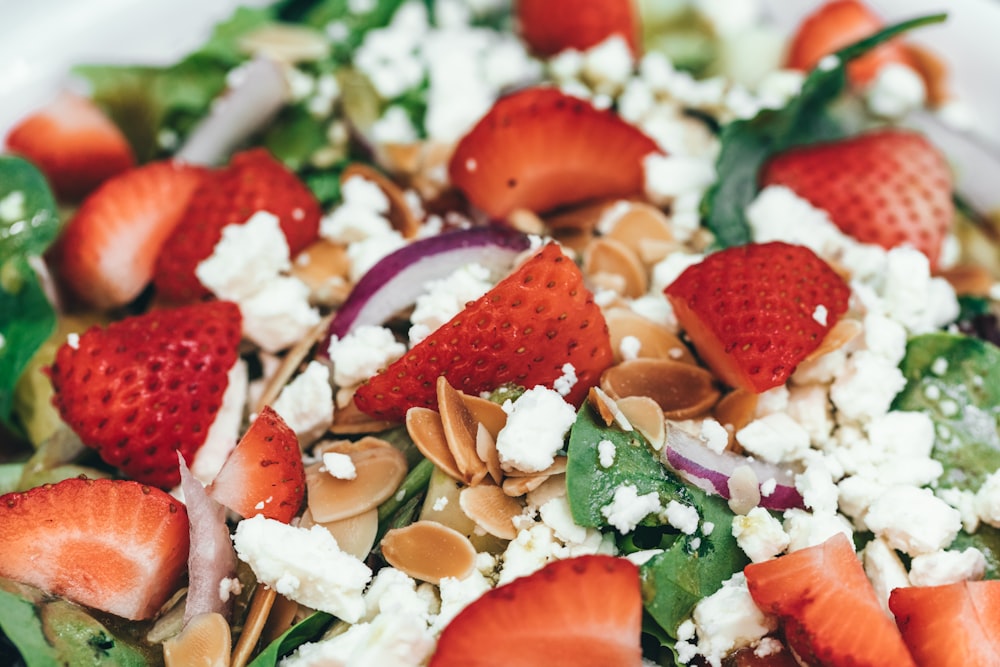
[
  {"xmin": 889, "ymin": 580, "xmax": 1000, "ymax": 666},
  {"xmin": 760, "ymin": 129, "xmax": 953, "ymax": 269},
  {"xmin": 208, "ymin": 405, "xmax": 305, "ymax": 523},
  {"xmin": 50, "ymin": 160, "xmax": 207, "ymax": 310},
  {"xmin": 4, "ymin": 92, "xmax": 136, "ymax": 201},
  {"xmin": 0, "ymin": 477, "xmax": 189, "ymax": 620},
  {"xmin": 429, "ymin": 555, "xmax": 642, "ymax": 667},
  {"xmin": 785, "ymin": 0, "xmax": 914, "ymax": 86},
  {"xmin": 664, "ymin": 241, "xmax": 850, "ymax": 394},
  {"xmin": 744, "ymin": 534, "xmax": 916, "ymax": 667},
  {"xmin": 353, "ymin": 243, "xmax": 614, "ymax": 422},
  {"xmin": 48, "ymin": 301, "xmax": 243, "ymax": 488},
  {"xmin": 448, "ymin": 87, "xmax": 660, "ymax": 220},
  {"xmin": 153, "ymin": 147, "xmax": 322, "ymax": 303},
  {"xmin": 516, "ymin": 0, "xmax": 639, "ymax": 57}
]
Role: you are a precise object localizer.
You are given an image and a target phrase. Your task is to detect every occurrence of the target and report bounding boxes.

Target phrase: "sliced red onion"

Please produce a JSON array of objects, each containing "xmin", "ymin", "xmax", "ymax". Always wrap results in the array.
[
  {"xmin": 322, "ymin": 225, "xmax": 531, "ymax": 347},
  {"xmin": 176, "ymin": 57, "xmax": 290, "ymax": 166},
  {"xmin": 662, "ymin": 425, "xmax": 804, "ymax": 511},
  {"xmin": 179, "ymin": 457, "xmax": 238, "ymax": 624}
]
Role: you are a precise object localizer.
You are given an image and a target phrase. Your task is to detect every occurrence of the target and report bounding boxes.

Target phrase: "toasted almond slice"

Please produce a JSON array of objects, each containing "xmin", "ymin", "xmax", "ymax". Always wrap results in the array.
[
  {"xmin": 525, "ymin": 473, "xmax": 567, "ymax": 508},
  {"xmin": 504, "ymin": 456, "xmax": 568, "ymax": 478},
  {"xmin": 459, "ymin": 484, "xmax": 521, "ymax": 540},
  {"xmin": 305, "ymin": 438, "xmax": 408, "ymax": 523},
  {"xmin": 501, "ymin": 473, "xmax": 550, "ymax": 496},
  {"xmin": 331, "ymin": 396, "xmax": 395, "ymax": 434},
  {"xmin": 544, "ymin": 199, "xmax": 616, "ymax": 251},
  {"xmin": 419, "ymin": 466, "xmax": 478, "ymax": 535},
  {"xmin": 407, "ymin": 407, "xmax": 463, "ymax": 481},
  {"xmin": 342, "ymin": 163, "xmax": 421, "ymax": 238},
  {"xmin": 587, "ymin": 385, "xmax": 633, "ymax": 430},
  {"xmin": 260, "ymin": 593, "xmax": 302, "ymax": 647},
  {"xmin": 238, "ymin": 23, "xmax": 330, "ymax": 62},
  {"xmin": 437, "ymin": 377, "xmax": 489, "ymax": 485},
  {"xmin": 379, "ymin": 142, "xmax": 422, "ymax": 174},
  {"xmin": 164, "ymin": 612, "xmax": 231, "ymax": 667},
  {"xmin": 300, "ymin": 507, "xmax": 378, "ymax": 561},
  {"xmin": 255, "ymin": 316, "xmax": 334, "ymax": 414},
  {"xmin": 938, "ymin": 263, "xmax": 996, "ymax": 296},
  {"xmin": 616, "ymin": 395, "xmax": 666, "ymax": 450},
  {"xmin": 602, "ymin": 358, "xmax": 720, "ymax": 420},
  {"xmin": 462, "ymin": 394, "xmax": 508, "ymax": 440},
  {"xmin": 231, "ymin": 587, "xmax": 275, "ymax": 667},
  {"xmin": 712, "ymin": 388, "xmax": 757, "ymax": 453},
  {"xmin": 508, "ymin": 208, "xmax": 547, "ymax": 236},
  {"xmin": 290, "ymin": 239, "xmax": 352, "ymax": 307},
  {"xmin": 582, "ymin": 237, "xmax": 647, "ymax": 298},
  {"xmin": 381, "ymin": 521, "xmax": 477, "ymax": 584},
  {"xmin": 804, "ymin": 317, "xmax": 863, "ymax": 362},
  {"xmin": 475, "ymin": 423, "xmax": 503, "ymax": 485},
  {"xmin": 605, "ymin": 308, "xmax": 696, "ymax": 365},
  {"xmin": 603, "ymin": 202, "xmax": 675, "ymax": 264}
]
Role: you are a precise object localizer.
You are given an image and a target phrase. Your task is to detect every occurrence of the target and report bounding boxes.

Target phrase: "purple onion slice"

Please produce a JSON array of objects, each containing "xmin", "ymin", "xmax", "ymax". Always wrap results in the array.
[
  {"xmin": 662, "ymin": 425, "xmax": 804, "ymax": 511},
  {"xmin": 322, "ymin": 225, "xmax": 531, "ymax": 348}
]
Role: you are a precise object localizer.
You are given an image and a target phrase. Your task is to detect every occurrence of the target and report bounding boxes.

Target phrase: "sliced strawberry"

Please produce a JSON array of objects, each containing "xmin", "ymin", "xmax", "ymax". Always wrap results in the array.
[
  {"xmin": 785, "ymin": 0, "xmax": 913, "ymax": 86},
  {"xmin": 516, "ymin": 0, "xmax": 639, "ymax": 57},
  {"xmin": 889, "ymin": 580, "xmax": 1000, "ymax": 667},
  {"xmin": 353, "ymin": 243, "xmax": 614, "ymax": 422},
  {"xmin": 50, "ymin": 160, "xmax": 207, "ymax": 310},
  {"xmin": 760, "ymin": 129, "xmax": 953, "ymax": 269},
  {"xmin": 429, "ymin": 555, "xmax": 642, "ymax": 667},
  {"xmin": 153, "ymin": 147, "xmax": 322, "ymax": 303},
  {"xmin": 0, "ymin": 477, "xmax": 189, "ymax": 620},
  {"xmin": 448, "ymin": 87, "xmax": 659, "ymax": 220},
  {"xmin": 208, "ymin": 405, "xmax": 305, "ymax": 523},
  {"xmin": 48, "ymin": 301, "xmax": 243, "ymax": 488},
  {"xmin": 4, "ymin": 92, "xmax": 136, "ymax": 201},
  {"xmin": 664, "ymin": 241, "xmax": 850, "ymax": 394},
  {"xmin": 744, "ymin": 533, "xmax": 915, "ymax": 667}
]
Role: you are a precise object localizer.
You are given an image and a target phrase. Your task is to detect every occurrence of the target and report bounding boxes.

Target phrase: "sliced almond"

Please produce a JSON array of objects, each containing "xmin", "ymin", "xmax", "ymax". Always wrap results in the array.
[
  {"xmin": 260, "ymin": 593, "xmax": 302, "ymax": 647},
  {"xmin": 587, "ymin": 385, "xmax": 632, "ymax": 430},
  {"xmin": 300, "ymin": 507, "xmax": 378, "ymax": 560},
  {"xmin": 525, "ymin": 473, "xmax": 568, "ymax": 508},
  {"xmin": 419, "ymin": 466, "xmax": 477, "ymax": 535},
  {"xmin": 544, "ymin": 199, "xmax": 616, "ymax": 251},
  {"xmin": 305, "ymin": 438, "xmax": 408, "ymax": 523},
  {"xmin": 501, "ymin": 473, "xmax": 551, "ymax": 497},
  {"xmin": 602, "ymin": 358, "xmax": 720, "ymax": 420},
  {"xmin": 804, "ymin": 317, "xmax": 863, "ymax": 362},
  {"xmin": 407, "ymin": 407, "xmax": 463, "ymax": 481},
  {"xmin": 331, "ymin": 396, "xmax": 395, "ymax": 434},
  {"xmin": 437, "ymin": 377, "xmax": 488, "ymax": 485},
  {"xmin": 231, "ymin": 588, "xmax": 276, "ymax": 667},
  {"xmin": 508, "ymin": 208, "xmax": 547, "ymax": 236},
  {"xmin": 938, "ymin": 263, "xmax": 996, "ymax": 296},
  {"xmin": 504, "ymin": 456, "xmax": 567, "ymax": 478},
  {"xmin": 605, "ymin": 308, "xmax": 695, "ymax": 365},
  {"xmin": 603, "ymin": 202, "xmax": 676, "ymax": 265},
  {"xmin": 582, "ymin": 237, "xmax": 647, "ymax": 298},
  {"xmin": 163, "ymin": 612, "xmax": 231, "ymax": 667},
  {"xmin": 712, "ymin": 388, "xmax": 758, "ymax": 453},
  {"xmin": 290, "ymin": 239, "xmax": 352, "ymax": 307},
  {"xmin": 462, "ymin": 394, "xmax": 508, "ymax": 440},
  {"xmin": 341, "ymin": 163, "xmax": 421, "ymax": 238},
  {"xmin": 475, "ymin": 423, "xmax": 503, "ymax": 485},
  {"xmin": 380, "ymin": 521, "xmax": 477, "ymax": 584},
  {"xmin": 459, "ymin": 484, "xmax": 521, "ymax": 540},
  {"xmin": 616, "ymin": 395, "xmax": 666, "ymax": 450},
  {"xmin": 255, "ymin": 316, "xmax": 333, "ymax": 414}
]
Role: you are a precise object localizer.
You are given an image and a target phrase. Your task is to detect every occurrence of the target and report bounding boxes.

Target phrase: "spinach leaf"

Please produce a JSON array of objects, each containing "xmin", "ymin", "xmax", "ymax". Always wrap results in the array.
[
  {"xmin": 892, "ymin": 332, "xmax": 1000, "ymax": 491},
  {"xmin": 247, "ymin": 611, "xmax": 334, "ymax": 667},
  {"xmin": 701, "ymin": 12, "xmax": 947, "ymax": 248},
  {"xmin": 0, "ymin": 157, "xmax": 59, "ymax": 439},
  {"xmin": 951, "ymin": 524, "xmax": 1000, "ymax": 580}
]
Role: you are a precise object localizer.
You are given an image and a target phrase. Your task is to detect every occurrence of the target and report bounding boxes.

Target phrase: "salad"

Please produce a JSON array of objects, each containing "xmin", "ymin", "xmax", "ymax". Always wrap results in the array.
[{"xmin": 1, "ymin": 0, "xmax": 999, "ymax": 666}]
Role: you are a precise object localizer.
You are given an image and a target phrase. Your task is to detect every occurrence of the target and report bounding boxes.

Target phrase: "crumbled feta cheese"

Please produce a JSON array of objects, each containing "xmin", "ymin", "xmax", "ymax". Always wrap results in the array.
[
  {"xmin": 581, "ymin": 36, "xmax": 634, "ymax": 93},
  {"xmin": 539, "ymin": 495, "xmax": 590, "ymax": 546},
  {"xmin": 975, "ymin": 469, "xmax": 1000, "ymax": 528},
  {"xmin": 736, "ymin": 413, "xmax": 811, "ymax": 464},
  {"xmin": 864, "ymin": 486, "xmax": 962, "ymax": 556},
  {"xmin": 272, "ymin": 361, "xmax": 334, "ymax": 446},
  {"xmin": 601, "ymin": 484, "xmax": 662, "ymax": 534},
  {"xmin": 498, "ymin": 523, "xmax": 560, "ymax": 584},
  {"xmin": 0, "ymin": 191, "xmax": 26, "ymax": 222},
  {"xmin": 618, "ymin": 334, "xmax": 642, "ymax": 361},
  {"xmin": 66, "ymin": 332, "xmax": 80, "ymax": 350},
  {"xmin": 190, "ymin": 359, "xmax": 249, "ymax": 484},
  {"xmin": 863, "ymin": 537, "xmax": 910, "ymax": 612},
  {"xmin": 866, "ymin": 63, "xmax": 926, "ymax": 119},
  {"xmin": 643, "ymin": 154, "xmax": 716, "ymax": 201},
  {"xmin": 240, "ymin": 276, "xmax": 321, "ymax": 353},
  {"xmin": 327, "ymin": 325, "xmax": 406, "ymax": 388},
  {"xmin": 700, "ymin": 419, "xmax": 730, "ymax": 455},
  {"xmin": 323, "ymin": 451, "xmax": 357, "ymax": 480},
  {"xmin": 346, "ymin": 231, "xmax": 408, "ymax": 282},
  {"xmin": 665, "ymin": 500, "xmax": 700, "ymax": 535},
  {"xmin": 552, "ymin": 362, "xmax": 578, "ymax": 397},
  {"xmin": 732, "ymin": 507, "xmax": 789, "ymax": 563},
  {"xmin": 597, "ymin": 439, "xmax": 617, "ymax": 468},
  {"xmin": 783, "ymin": 509, "xmax": 854, "ymax": 552},
  {"xmin": 320, "ymin": 176, "xmax": 392, "ymax": 243},
  {"xmin": 909, "ymin": 547, "xmax": 987, "ymax": 587},
  {"xmin": 829, "ymin": 351, "xmax": 907, "ymax": 424},
  {"xmin": 196, "ymin": 211, "xmax": 291, "ymax": 301},
  {"xmin": 690, "ymin": 573, "xmax": 778, "ymax": 667},
  {"xmin": 496, "ymin": 386, "xmax": 576, "ymax": 473},
  {"xmin": 233, "ymin": 516, "xmax": 371, "ymax": 622},
  {"xmin": 433, "ymin": 570, "xmax": 492, "ymax": 633}
]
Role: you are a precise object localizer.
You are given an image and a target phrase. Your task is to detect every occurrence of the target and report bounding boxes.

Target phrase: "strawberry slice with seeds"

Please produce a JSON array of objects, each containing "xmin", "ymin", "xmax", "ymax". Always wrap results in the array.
[
  {"xmin": 353, "ymin": 243, "xmax": 614, "ymax": 422},
  {"xmin": 153, "ymin": 147, "xmax": 322, "ymax": 303},
  {"xmin": 208, "ymin": 405, "xmax": 305, "ymax": 523},
  {"xmin": 48, "ymin": 301, "xmax": 243, "ymax": 488},
  {"xmin": 0, "ymin": 477, "xmax": 189, "ymax": 620},
  {"xmin": 664, "ymin": 241, "xmax": 850, "ymax": 394},
  {"xmin": 889, "ymin": 580, "xmax": 1000, "ymax": 666},
  {"xmin": 760, "ymin": 129, "xmax": 953, "ymax": 269},
  {"xmin": 448, "ymin": 87, "xmax": 659, "ymax": 220},
  {"xmin": 744, "ymin": 533, "xmax": 916, "ymax": 667},
  {"xmin": 785, "ymin": 0, "xmax": 913, "ymax": 86},
  {"xmin": 50, "ymin": 160, "xmax": 207, "ymax": 310},
  {"xmin": 516, "ymin": 0, "xmax": 640, "ymax": 57},
  {"xmin": 5, "ymin": 92, "xmax": 136, "ymax": 201},
  {"xmin": 429, "ymin": 555, "xmax": 643, "ymax": 667}
]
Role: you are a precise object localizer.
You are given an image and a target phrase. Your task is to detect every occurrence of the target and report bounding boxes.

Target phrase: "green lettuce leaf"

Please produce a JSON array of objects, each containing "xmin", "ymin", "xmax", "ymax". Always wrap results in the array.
[{"xmin": 247, "ymin": 611, "xmax": 334, "ymax": 667}]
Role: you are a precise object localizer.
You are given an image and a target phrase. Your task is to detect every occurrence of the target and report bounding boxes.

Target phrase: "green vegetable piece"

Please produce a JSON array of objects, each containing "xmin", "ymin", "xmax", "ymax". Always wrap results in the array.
[
  {"xmin": 247, "ymin": 611, "xmax": 334, "ymax": 667},
  {"xmin": 950, "ymin": 524, "xmax": 1000, "ymax": 580},
  {"xmin": 701, "ymin": 12, "xmax": 947, "ymax": 248},
  {"xmin": 0, "ymin": 582, "xmax": 59, "ymax": 667},
  {"xmin": 892, "ymin": 332, "xmax": 1000, "ymax": 491},
  {"xmin": 566, "ymin": 403, "xmax": 686, "ymax": 528},
  {"xmin": 0, "ymin": 156, "xmax": 60, "ymax": 263}
]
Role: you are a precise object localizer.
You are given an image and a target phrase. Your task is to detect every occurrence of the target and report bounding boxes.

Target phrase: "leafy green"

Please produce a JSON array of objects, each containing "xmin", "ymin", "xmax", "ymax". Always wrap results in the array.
[
  {"xmin": 951, "ymin": 525, "xmax": 1000, "ymax": 580},
  {"xmin": 0, "ymin": 157, "xmax": 59, "ymax": 440},
  {"xmin": 294, "ymin": 0, "xmax": 411, "ymax": 62},
  {"xmin": 247, "ymin": 611, "xmax": 334, "ymax": 667},
  {"xmin": 892, "ymin": 332, "xmax": 1000, "ymax": 491},
  {"xmin": 376, "ymin": 457, "xmax": 434, "ymax": 543},
  {"xmin": 701, "ymin": 12, "xmax": 947, "ymax": 248}
]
